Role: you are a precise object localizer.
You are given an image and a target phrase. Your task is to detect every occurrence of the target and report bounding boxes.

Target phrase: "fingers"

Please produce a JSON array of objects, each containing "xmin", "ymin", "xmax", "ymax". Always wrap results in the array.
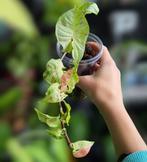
[
  {"xmin": 77, "ymin": 46, "xmax": 113, "ymax": 90},
  {"xmin": 100, "ymin": 46, "xmax": 113, "ymax": 64}
]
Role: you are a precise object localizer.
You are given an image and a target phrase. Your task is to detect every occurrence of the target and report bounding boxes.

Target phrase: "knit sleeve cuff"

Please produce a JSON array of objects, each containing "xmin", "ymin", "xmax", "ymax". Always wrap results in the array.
[{"xmin": 122, "ymin": 151, "xmax": 147, "ymax": 162}]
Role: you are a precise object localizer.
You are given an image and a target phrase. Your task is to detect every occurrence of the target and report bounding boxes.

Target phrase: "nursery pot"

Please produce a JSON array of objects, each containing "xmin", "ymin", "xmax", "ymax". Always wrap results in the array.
[{"xmin": 57, "ymin": 33, "xmax": 104, "ymax": 76}]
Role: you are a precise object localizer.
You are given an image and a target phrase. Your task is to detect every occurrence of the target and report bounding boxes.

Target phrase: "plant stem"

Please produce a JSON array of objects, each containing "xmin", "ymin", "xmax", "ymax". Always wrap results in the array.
[
  {"xmin": 61, "ymin": 121, "xmax": 73, "ymax": 148},
  {"xmin": 61, "ymin": 52, "xmax": 67, "ymax": 61},
  {"xmin": 59, "ymin": 102, "xmax": 73, "ymax": 149}
]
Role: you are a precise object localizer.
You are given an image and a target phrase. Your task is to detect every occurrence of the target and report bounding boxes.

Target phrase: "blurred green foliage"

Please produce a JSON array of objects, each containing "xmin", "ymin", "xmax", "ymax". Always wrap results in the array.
[
  {"xmin": 0, "ymin": 87, "xmax": 22, "ymax": 114},
  {"xmin": 0, "ymin": 0, "xmax": 89, "ymax": 162},
  {"xmin": 7, "ymin": 132, "xmax": 70, "ymax": 162},
  {"xmin": 0, "ymin": 123, "xmax": 11, "ymax": 156},
  {"xmin": 0, "ymin": 0, "xmax": 38, "ymax": 38}
]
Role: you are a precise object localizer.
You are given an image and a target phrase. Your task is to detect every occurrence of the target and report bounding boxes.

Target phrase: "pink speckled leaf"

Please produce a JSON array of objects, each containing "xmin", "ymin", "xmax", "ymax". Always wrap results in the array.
[{"xmin": 72, "ymin": 140, "xmax": 94, "ymax": 158}]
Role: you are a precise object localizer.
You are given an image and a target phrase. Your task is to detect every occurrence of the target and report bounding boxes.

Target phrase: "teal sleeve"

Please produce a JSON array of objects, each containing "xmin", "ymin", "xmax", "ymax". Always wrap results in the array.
[{"xmin": 122, "ymin": 151, "xmax": 147, "ymax": 162}]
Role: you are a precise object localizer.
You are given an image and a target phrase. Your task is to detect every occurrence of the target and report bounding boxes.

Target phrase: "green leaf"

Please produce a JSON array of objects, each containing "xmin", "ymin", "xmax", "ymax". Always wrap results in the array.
[
  {"xmin": 72, "ymin": 140, "xmax": 94, "ymax": 158},
  {"xmin": 56, "ymin": 8, "xmax": 89, "ymax": 63},
  {"xmin": 64, "ymin": 41, "xmax": 73, "ymax": 54},
  {"xmin": 45, "ymin": 83, "xmax": 67, "ymax": 103},
  {"xmin": 61, "ymin": 101, "xmax": 71, "ymax": 125},
  {"xmin": 73, "ymin": 0, "xmax": 86, "ymax": 7},
  {"xmin": 35, "ymin": 109, "xmax": 61, "ymax": 129},
  {"xmin": 60, "ymin": 68, "xmax": 79, "ymax": 94},
  {"xmin": 43, "ymin": 59, "xmax": 65, "ymax": 85},
  {"xmin": 66, "ymin": 68, "xmax": 79, "ymax": 93},
  {"xmin": 79, "ymin": 2, "xmax": 99, "ymax": 15},
  {"xmin": 56, "ymin": 2, "xmax": 99, "ymax": 64},
  {"xmin": 35, "ymin": 109, "xmax": 64, "ymax": 139},
  {"xmin": 47, "ymin": 128, "xmax": 64, "ymax": 139}
]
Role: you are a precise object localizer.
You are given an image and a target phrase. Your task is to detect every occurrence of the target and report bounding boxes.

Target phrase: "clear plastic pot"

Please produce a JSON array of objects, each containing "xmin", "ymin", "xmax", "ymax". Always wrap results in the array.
[{"xmin": 56, "ymin": 33, "xmax": 104, "ymax": 75}]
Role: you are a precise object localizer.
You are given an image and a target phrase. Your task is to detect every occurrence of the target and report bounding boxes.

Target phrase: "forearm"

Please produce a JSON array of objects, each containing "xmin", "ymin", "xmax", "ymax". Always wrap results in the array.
[{"xmin": 95, "ymin": 101, "xmax": 147, "ymax": 157}]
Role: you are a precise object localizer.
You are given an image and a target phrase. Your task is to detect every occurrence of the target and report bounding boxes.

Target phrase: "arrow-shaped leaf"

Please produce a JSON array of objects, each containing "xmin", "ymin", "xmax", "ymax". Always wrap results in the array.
[
  {"xmin": 56, "ymin": 8, "xmax": 88, "ymax": 64},
  {"xmin": 56, "ymin": 2, "xmax": 99, "ymax": 64},
  {"xmin": 71, "ymin": 140, "xmax": 94, "ymax": 158}
]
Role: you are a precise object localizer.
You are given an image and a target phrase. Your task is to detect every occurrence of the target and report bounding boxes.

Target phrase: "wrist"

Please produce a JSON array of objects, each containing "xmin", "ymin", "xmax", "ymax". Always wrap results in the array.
[{"xmin": 94, "ymin": 96, "xmax": 125, "ymax": 115}]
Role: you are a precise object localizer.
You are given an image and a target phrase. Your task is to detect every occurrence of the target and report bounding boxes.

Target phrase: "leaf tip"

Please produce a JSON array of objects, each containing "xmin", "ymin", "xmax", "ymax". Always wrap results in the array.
[{"xmin": 34, "ymin": 108, "xmax": 38, "ymax": 114}]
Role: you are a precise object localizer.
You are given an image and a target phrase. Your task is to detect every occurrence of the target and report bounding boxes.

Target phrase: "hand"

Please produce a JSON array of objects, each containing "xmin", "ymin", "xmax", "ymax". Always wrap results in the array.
[
  {"xmin": 78, "ymin": 46, "xmax": 123, "ymax": 111},
  {"xmin": 78, "ymin": 46, "xmax": 147, "ymax": 156}
]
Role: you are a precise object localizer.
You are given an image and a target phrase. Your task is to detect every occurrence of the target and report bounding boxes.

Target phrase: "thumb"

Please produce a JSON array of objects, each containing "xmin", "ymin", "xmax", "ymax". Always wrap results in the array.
[{"xmin": 77, "ymin": 76, "xmax": 92, "ymax": 90}]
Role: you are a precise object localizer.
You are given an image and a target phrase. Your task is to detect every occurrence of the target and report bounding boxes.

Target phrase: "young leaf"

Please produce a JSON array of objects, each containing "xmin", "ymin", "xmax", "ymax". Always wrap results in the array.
[
  {"xmin": 61, "ymin": 100, "xmax": 71, "ymax": 125},
  {"xmin": 43, "ymin": 59, "xmax": 65, "ymax": 85},
  {"xmin": 35, "ymin": 109, "xmax": 61, "ymax": 129},
  {"xmin": 47, "ymin": 128, "xmax": 64, "ymax": 139},
  {"xmin": 71, "ymin": 140, "xmax": 94, "ymax": 158},
  {"xmin": 60, "ymin": 68, "xmax": 79, "ymax": 94},
  {"xmin": 45, "ymin": 83, "xmax": 67, "ymax": 103},
  {"xmin": 79, "ymin": 2, "xmax": 99, "ymax": 15},
  {"xmin": 56, "ymin": 2, "xmax": 99, "ymax": 64},
  {"xmin": 56, "ymin": 8, "xmax": 89, "ymax": 63}
]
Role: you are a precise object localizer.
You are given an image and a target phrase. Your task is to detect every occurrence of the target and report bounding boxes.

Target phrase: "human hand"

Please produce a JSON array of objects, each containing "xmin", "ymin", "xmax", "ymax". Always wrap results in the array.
[
  {"xmin": 78, "ymin": 46, "xmax": 124, "ymax": 112},
  {"xmin": 78, "ymin": 46, "xmax": 147, "ymax": 157}
]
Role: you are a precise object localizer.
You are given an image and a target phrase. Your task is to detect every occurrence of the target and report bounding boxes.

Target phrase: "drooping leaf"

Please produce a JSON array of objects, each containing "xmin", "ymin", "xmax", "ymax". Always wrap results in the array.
[
  {"xmin": 43, "ymin": 59, "xmax": 65, "ymax": 85},
  {"xmin": 35, "ymin": 109, "xmax": 61, "ymax": 129},
  {"xmin": 35, "ymin": 109, "xmax": 65, "ymax": 139},
  {"xmin": 45, "ymin": 83, "xmax": 67, "ymax": 103},
  {"xmin": 60, "ymin": 68, "xmax": 79, "ymax": 94},
  {"xmin": 47, "ymin": 128, "xmax": 64, "ymax": 139},
  {"xmin": 56, "ymin": 2, "xmax": 99, "ymax": 64},
  {"xmin": 79, "ymin": 2, "xmax": 99, "ymax": 15},
  {"xmin": 61, "ymin": 100, "xmax": 71, "ymax": 125},
  {"xmin": 72, "ymin": 140, "xmax": 94, "ymax": 158}
]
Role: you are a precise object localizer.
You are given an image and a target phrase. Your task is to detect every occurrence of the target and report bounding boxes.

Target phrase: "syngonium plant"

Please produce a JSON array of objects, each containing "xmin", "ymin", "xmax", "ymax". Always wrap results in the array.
[{"xmin": 35, "ymin": 1, "xmax": 99, "ymax": 158}]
